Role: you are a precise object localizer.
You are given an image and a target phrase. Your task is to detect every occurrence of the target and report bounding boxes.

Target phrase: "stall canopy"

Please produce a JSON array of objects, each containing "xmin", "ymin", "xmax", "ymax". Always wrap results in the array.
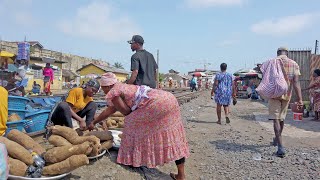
[
  {"xmin": 192, "ymin": 72, "xmax": 206, "ymax": 77},
  {"xmin": 30, "ymin": 63, "xmax": 59, "ymax": 70},
  {"xmin": 234, "ymin": 69, "xmax": 262, "ymax": 79},
  {"xmin": 0, "ymin": 51, "xmax": 15, "ymax": 58},
  {"xmin": 81, "ymin": 73, "xmax": 100, "ymax": 79}
]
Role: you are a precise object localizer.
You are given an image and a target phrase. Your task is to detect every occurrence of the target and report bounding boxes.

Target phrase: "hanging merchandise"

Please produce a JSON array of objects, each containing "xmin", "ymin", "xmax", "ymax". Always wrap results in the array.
[{"xmin": 17, "ymin": 42, "xmax": 30, "ymax": 61}]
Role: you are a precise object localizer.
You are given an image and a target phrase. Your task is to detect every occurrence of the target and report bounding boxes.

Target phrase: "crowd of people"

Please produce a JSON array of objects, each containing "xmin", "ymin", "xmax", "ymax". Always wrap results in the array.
[{"xmin": 0, "ymin": 36, "xmax": 312, "ymax": 179}]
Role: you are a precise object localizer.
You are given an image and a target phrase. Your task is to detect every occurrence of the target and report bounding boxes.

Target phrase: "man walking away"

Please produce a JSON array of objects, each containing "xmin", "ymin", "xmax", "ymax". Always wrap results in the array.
[
  {"xmin": 212, "ymin": 63, "xmax": 235, "ymax": 124},
  {"xmin": 127, "ymin": 35, "xmax": 158, "ymax": 88},
  {"xmin": 269, "ymin": 47, "xmax": 303, "ymax": 158}
]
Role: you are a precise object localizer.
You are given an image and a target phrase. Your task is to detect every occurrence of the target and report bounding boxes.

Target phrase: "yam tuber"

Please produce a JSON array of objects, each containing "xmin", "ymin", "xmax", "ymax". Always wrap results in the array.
[
  {"xmin": 50, "ymin": 125, "xmax": 100, "ymax": 145},
  {"xmin": 8, "ymin": 158, "xmax": 28, "ymax": 177},
  {"xmin": 117, "ymin": 121, "xmax": 124, "ymax": 128},
  {"xmin": 84, "ymin": 131, "xmax": 113, "ymax": 141},
  {"xmin": 110, "ymin": 111, "xmax": 124, "ymax": 117},
  {"xmin": 89, "ymin": 143, "xmax": 100, "ymax": 157},
  {"xmin": 44, "ymin": 142, "xmax": 93, "ymax": 163},
  {"xmin": 8, "ymin": 113, "xmax": 21, "ymax": 122},
  {"xmin": 42, "ymin": 155, "xmax": 89, "ymax": 176},
  {"xmin": 0, "ymin": 136, "xmax": 33, "ymax": 165},
  {"xmin": 7, "ymin": 129, "xmax": 46, "ymax": 155},
  {"xmin": 48, "ymin": 135, "xmax": 72, "ymax": 147},
  {"xmin": 106, "ymin": 119, "xmax": 118, "ymax": 128},
  {"xmin": 110, "ymin": 117, "xmax": 124, "ymax": 122},
  {"xmin": 99, "ymin": 140, "xmax": 113, "ymax": 151}
]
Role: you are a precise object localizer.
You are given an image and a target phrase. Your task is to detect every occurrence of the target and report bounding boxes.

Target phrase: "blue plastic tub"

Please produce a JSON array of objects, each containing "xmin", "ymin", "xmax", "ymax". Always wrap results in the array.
[
  {"xmin": 24, "ymin": 110, "xmax": 51, "ymax": 133},
  {"xmin": 6, "ymin": 120, "xmax": 27, "ymax": 133},
  {"xmin": 8, "ymin": 109, "xmax": 28, "ymax": 119},
  {"xmin": 8, "ymin": 96, "xmax": 29, "ymax": 110}
]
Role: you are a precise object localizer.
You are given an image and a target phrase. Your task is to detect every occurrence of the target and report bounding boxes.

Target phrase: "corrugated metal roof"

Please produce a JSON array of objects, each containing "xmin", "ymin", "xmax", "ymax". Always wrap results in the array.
[{"xmin": 77, "ymin": 63, "xmax": 129, "ymax": 75}]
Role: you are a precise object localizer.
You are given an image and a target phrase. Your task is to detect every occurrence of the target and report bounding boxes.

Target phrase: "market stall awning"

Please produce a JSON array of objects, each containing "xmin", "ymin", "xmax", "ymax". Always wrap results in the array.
[
  {"xmin": 81, "ymin": 73, "xmax": 100, "ymax": 79},
  {"xmin": 0, "ymin": 51, "xmax": 15, "ymax": 58},
  {"xmin": 30, "ymin": 63, "xmax": 59, "ymax": 70},
  {"xmin": 193, "ymin": 72, "xmax": 206, "ymax": 77}
]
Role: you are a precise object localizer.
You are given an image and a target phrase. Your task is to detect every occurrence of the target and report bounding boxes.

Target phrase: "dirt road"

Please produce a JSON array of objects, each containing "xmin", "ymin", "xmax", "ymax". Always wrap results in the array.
[{"xmin": 65, "ymin": 91, "xmax": 320, "ymax": 180}]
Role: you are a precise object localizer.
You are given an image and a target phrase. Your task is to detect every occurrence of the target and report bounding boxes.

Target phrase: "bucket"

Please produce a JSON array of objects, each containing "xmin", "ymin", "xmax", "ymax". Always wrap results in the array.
[{"xmin": 293, "ymin": 112, "xmax": 303, "ymax": 121}]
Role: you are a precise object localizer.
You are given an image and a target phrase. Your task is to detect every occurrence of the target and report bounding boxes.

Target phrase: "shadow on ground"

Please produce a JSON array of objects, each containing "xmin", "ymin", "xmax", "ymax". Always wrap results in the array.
[{"xmin": 210, "ymin": 140, "xmax": 270, "ymax": 153}]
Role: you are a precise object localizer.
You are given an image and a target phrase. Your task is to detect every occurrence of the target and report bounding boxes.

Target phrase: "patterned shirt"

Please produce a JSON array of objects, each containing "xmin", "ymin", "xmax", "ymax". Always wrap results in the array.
[{"xmin": 279, "ymin": 55, "xmax": 301, "ymax": 100}]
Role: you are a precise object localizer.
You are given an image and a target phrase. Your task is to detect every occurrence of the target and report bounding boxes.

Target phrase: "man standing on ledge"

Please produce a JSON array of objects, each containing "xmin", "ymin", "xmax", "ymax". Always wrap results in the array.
[{"xmin": 126, "ymin": 35, "xmax": 158, "ymax": 88}]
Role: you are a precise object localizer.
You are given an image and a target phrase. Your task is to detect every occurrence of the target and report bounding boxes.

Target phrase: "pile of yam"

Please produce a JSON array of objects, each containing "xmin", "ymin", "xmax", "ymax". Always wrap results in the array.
[
  {"xmin": 48, "ymin": 125, "xmax": 114, "ymax": 158},
  {"xmin": 2, "ymin": 129, "xmax": 90, "ymax": 177},
  {"xmin": 106, "ymin": 111, "xmax": 125, "ymax": 129}
]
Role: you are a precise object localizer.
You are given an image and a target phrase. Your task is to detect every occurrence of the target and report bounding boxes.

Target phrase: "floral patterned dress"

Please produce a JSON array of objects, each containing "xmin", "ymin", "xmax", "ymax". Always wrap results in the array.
[
  {"xmin": 214, "ymin": 72, "xmax": 233, "ymax": 106},
  {"xmin": 106, "ymin": 83, "xmax": 190, "ymax": 168}
]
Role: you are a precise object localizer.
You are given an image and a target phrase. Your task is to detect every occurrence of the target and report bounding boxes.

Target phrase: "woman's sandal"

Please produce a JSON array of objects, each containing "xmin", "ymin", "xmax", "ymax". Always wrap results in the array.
[
  {"xmin": 170, "ymin": 173, "xmax": 185, "ymax": 180},
  {"xmin": 170, "ymin": 173, "xmax": 177, "ymax": 180},
  {"xmin": 216, "ymin": 121, "xmax": 222, "ymax": 125},
  {"xmin": 226, "ymin": 117, "xmax": 230, "ymax": 124}
]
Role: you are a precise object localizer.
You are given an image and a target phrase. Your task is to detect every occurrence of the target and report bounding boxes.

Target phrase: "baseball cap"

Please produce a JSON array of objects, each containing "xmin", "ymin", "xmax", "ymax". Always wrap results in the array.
[
  {"xmin": 127, "ymin": 35, "xmax": 144, "ymax": 44},
  {"xmin": 277, "ymin": 47, "xmax": 288, "ymax": 51}
]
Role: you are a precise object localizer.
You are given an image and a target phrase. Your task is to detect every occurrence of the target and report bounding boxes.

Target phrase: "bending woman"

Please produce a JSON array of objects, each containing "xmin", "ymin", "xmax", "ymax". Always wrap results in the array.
[
  {"xmin": 89, "ymin": 72, "xmax": 189, "ymax": 180},
  {"xmin": 50, "ymin": 79, "xmax": 100, "ymax": 129}
]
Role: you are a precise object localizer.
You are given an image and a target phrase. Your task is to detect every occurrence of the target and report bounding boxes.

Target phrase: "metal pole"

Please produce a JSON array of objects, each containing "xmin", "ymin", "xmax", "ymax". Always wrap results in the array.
[
  {"xmin": 156, "ymin": 49, "xmax": 159, "ymax": 87},
  {"xmin": 315, "ymin": 40, "xmax": 318, "ymax": 54}
]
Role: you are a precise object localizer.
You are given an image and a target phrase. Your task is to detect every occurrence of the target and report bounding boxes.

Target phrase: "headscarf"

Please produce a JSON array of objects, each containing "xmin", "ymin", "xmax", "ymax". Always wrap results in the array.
[
  {"xmin": 85, "ymin": 79, "xmax": 101, "ymax": 90},
  {"xmin": 100, "ymin": 72, "xmax": 118, "ymax": 86}
]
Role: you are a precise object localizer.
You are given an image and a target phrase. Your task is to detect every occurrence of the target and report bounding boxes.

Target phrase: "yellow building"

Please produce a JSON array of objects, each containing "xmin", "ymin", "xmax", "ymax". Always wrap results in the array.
[{"xmin": 77, "ymin": 63, "xmax": 129, "ymax": 84}]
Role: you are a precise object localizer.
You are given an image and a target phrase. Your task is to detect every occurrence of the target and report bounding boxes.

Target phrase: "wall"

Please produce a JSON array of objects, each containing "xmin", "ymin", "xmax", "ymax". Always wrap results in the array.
[
  {"xmin": 78, "ymin": 64, "xmax": 105, "ymax": 84},
  {"xmin": 113, "ymin": 73, "xmax": 128, "ymax": 82},
  {"xmin": 288, "ymin": 49, "xmax": 312, "ymax": 101}
]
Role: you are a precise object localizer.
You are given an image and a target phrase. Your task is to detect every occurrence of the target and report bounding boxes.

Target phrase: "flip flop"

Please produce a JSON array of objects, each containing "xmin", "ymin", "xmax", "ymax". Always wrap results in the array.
[
  {"xmin": 216, "ymin": 121, "xmax": 222, "ymax": 125},
  {"xmin": 226, "ymin": 117, "xmax": 230, "ymax": 124},
  {"xmin": 170, "ymin": 173, "xmax": 177, "ymax": 180}
]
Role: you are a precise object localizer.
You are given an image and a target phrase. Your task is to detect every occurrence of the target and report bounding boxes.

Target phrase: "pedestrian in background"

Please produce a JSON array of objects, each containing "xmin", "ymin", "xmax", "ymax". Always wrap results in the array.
[{"xmin": 212, "ymin": 63, "xmax": 235, "ymax": 124}]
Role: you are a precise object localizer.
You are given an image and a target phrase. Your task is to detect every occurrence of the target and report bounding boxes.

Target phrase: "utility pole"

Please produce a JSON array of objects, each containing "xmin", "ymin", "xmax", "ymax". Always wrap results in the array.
[
  {"xmin": 315, "ymin": 40, "xmax": 319, "ymax": 54},
  {"xmin": 156, "ymin": 49, "xmax": 159, "ymax": 87}
]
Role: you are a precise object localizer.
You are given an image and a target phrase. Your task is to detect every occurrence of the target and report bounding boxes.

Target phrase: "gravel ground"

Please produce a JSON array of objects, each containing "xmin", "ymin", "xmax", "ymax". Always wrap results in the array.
[{"xmin": 60, "ymin": 91, "xmax": 320, "ymax": 180}]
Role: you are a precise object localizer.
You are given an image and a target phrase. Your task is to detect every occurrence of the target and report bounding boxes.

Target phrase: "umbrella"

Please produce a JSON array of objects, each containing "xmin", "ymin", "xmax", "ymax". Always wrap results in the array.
[
  {"xmin": 193, "ymin": 72, "xmax": 206, "ymax": 77},
  {"xmin": 0, "ymin": 51, "xmax": 15, "ymax": 58}
]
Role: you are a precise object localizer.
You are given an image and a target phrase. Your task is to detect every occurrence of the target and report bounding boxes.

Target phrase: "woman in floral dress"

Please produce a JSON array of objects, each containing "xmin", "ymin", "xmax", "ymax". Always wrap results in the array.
[
  {"xmin": 304, "ymin": 69, "xmax": 320, "ymax": 121},
  {"xmin": 211, "ymin": 63, "xmax": 235, "ymax": 124},
  {"xmin": 89, "ymin": 72, "xmax": 189, "ymax": 180}
]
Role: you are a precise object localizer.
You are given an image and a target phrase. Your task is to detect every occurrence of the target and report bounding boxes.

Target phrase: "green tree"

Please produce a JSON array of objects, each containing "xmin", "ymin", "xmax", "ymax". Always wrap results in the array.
[
  {"xmin": 159, "ymin": 73, "xmax": 165, "ymax": 82},
  {"xmin": 113, "ymin": 62, "xmax": 124, "ymax": 69}
]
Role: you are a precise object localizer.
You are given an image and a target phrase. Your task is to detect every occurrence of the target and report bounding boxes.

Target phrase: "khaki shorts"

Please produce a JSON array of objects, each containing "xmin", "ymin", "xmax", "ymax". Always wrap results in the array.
[{"xmin": 268, "ymin": 99, "xmax": 290, "ymax": 121}]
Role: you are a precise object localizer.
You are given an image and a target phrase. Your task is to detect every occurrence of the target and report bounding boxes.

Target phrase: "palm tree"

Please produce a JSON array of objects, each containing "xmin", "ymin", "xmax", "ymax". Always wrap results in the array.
[{"xmin": 113, "ymin": 62, "xmax": 124, "ymax": 69}]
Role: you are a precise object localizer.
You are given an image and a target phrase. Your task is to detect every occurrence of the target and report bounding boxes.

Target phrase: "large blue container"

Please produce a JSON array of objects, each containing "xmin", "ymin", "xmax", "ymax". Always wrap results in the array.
[
  {"xmin": 8, "ymin": 96, "xmax": 29, "ymax": 110},
  {"xmin": 6, "ymin": 120, "xmax": 27, "ymax": 133},
  {"xmin": 24, "ymin": 110, "xmax": 51, "ymax": 133},
  {"xmin": 8, "ymin": 109, "xmax": 28, "ymax": 119}
]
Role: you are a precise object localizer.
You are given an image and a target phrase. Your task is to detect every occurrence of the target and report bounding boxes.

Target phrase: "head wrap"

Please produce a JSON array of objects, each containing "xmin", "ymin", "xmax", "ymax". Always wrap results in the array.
[
  {"xmin": 100, "ymin": 72, "xmax": 118, "ymax": 86},
  {"xmin": 85, "ymin": 79, "xmax": 101, "ymax": 90}
]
